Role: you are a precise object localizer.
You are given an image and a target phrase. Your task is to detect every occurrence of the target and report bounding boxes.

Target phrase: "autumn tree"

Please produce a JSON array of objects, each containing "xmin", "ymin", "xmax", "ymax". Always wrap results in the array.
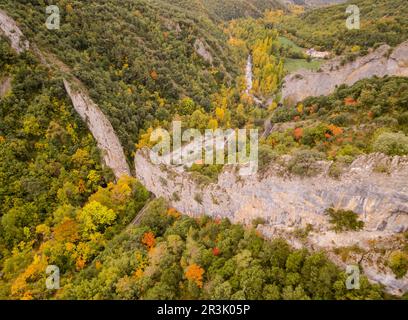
[{"xmin": 185, "ymin": 264, "xmax": 205, "ymax": 288}]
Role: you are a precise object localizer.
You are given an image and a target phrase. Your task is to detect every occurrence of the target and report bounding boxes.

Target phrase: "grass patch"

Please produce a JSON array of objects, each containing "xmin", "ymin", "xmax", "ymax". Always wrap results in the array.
[
  {"xmin": 326, "ymin": 208, "xmax": 364, "ymax": 233},
  {"xmin": 284, "ymin": 58, "xmax": 323, "ymax": 73}
]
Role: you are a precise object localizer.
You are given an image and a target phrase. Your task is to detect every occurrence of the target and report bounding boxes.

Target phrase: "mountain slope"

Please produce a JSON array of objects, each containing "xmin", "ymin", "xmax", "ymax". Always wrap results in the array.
[
  {"xmin": 1, "ymin": 0, "xmax": 240, "ymax": 158},
  {"xmin": 279, "ymin": 0, "xmax": 408, "ymax": 53},
  {"xmin": 197, "ymin": 0, "xmax": 286, "ymax": 21},
  {"xmin": 0, "ymin": 37, "xmax": 112, "ymax": 251}
]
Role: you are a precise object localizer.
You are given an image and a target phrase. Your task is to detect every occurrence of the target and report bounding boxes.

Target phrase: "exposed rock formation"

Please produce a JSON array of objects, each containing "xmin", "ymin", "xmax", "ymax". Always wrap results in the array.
[
  {"xmin": 282, "ymin": 41, "xmax": 408, "ymax": 103},
  {"xmin": 194, "ymin": 39, "xmax": 213, "ymax": 64},
  {"xmin": 0, "ymin": 76, "xmax": 11, "ymax": 98},
  {"xmin": 64, "ymin": 80, "xmax": 130, "ymax": 179},
  {"xmin": 284, "ymin": 0, "xmax": 347, "ymax": 8},
  {"xmin": 135, "ymin": 149, "xmax": 408, "ymax": 293},
  {"xmin": 135, "ymin": 150, "xmax": 408, "ymax": 231},
  {"xmin": 0, "ymin": 9, "xmax": 29, "ymax": 53}
]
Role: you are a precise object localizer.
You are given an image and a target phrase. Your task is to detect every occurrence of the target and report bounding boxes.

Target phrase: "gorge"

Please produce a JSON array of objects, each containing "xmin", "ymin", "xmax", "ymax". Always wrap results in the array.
[{"xmin": 1, "ymin": 3, "xmax": 408, "ymax": 297}]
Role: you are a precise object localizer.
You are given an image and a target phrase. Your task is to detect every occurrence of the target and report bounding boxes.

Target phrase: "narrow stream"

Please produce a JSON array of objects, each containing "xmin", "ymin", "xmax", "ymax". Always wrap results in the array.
[
  {"xmin": 245, "ymin": 54, "xmax": 263, "ymax": 105},
  {"xmin": 245, "ymin": 55, "xmax": 253, "ymax": 94}
]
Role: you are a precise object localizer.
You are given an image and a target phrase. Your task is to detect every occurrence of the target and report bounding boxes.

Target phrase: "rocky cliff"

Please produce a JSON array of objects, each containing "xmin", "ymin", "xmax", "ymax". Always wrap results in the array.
[
  {"xmin": 135, "ymin": 150, "xmax": 408, "ymax": 232},
  {"xmin": 135, "ymin": 149, "xmax": 408, "ymax": 294},
  {"xmin": 282, "ymin": 41, "xmax": 408, "ymax": 103},
  {"xmin": 0, "ymin": 9, "xmax": 29, "ymax": 54},
  {"xmin": 64, "ymin": 80, "xmax": 131, "ymax": 178},
  {"xmin": 0, "ymin": 9, "xmax": 130, "ymax": 179}
]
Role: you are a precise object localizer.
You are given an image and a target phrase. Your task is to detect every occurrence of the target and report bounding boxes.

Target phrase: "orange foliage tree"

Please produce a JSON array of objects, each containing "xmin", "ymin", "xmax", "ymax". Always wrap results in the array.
[
  {"xmin": 54, "ymin": 218, "xmax": 80, "ymax": 243},
  {"xmin": 142, "ymin": 232, "xmax": 156, "ymax": 250},
  {"xmin": 294, "ymin": 127, "xmax": 303, "ymax": 141},
  {"xmin": 150, "ymin": 70, "xmax": 158, "ymax": 80},
  {"xmin": 328, "ymin": 124, "xmax": 343, "ymax": 136},
  {"xmin": 185, "ymin": 263, "xmax": 205, "ymax": 288},
  {"xmin": 167, "ymin": 208, "xmax": 181, "ymax": 219},
  {"xmin": 344, "ymin": 97, "xmax": 357, "ymax": 106}
]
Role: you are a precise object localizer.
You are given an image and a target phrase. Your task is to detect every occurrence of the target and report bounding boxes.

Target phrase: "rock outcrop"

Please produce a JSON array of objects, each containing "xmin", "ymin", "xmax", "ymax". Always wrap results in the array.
[
  {"xmin": 0, "ymin": 9, "xmax": 29, "ymax": 53},
  {"xmin": 282, "ymin": 41, "xmax": 408, "ymax": 103},
  {"xmin": 64, "ymin": 80, "xmax": 130, "ymax": 179},
  {"xmin": 135, "ymin": 150, "xmax": 408, "ymax": 294},
  {"xmin": 194, "ymin": 39, "xmax": 213, "ymax": 64}
]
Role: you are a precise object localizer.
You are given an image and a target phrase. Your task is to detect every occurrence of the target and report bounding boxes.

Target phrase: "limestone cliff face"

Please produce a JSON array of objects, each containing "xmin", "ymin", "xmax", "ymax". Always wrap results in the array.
[
  {"xmin": 135, "ymin": 150, "xmax": 408, "ymax": 232},
  {"xmin": 282, "ymin": 41, "xmax": 408, "ymax": 103},
  {"xmin": 64, "ymin": 80, "xmax": 131, "ymax": 179},
  {"xmin": 135, "ymin": 150, "xmax": 408, "ymax": 294},
  {"xmin": 0, "ymin": 9, "xmax": 29, "ymax": 53}
]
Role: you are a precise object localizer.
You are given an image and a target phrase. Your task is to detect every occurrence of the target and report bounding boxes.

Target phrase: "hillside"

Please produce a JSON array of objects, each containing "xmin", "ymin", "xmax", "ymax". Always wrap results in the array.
[
  {"xmin": 0, "ymin": 38, "xmax": 115, "ymax": 257},
  {"xmin": 0, "ymin": 0, "xmax": 240, "ymax": 159},
  {"xmin": 279, "ymin": 0, "xmax": 408, "ymax": 53},
  {"xmin": 197, "ymin": 0, "xmax": 286, "ymax": 21},
  {"xmin": 284, "ymin": 0, "xmax": 347, "ymax": 7}
]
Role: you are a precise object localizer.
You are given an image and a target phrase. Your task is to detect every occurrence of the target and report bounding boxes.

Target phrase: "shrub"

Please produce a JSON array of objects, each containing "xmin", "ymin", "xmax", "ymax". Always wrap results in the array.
[
  {"xmin": 194, "ymin": 193, "xmax": 203, "ymax": 204},
  {"xmin": 287, "ymin": 149, "xmax": 325, "ymax": 177},
  {"xmin": 372, "ymin": 132, "xmax": 408, "ymax": 156},
  {"xmin": 397, "ymin": 112, "xmax": 408, "ymax": 126},
  {"xmin": 300, "ymin": 124, "xmax": 327, "ymax": 147},
  {"xmin": 337, "ymin": 145, "xmax": 362, "ymax": 157},
  {"xmin": 252, "ymin": 217, "xmax": 266, "ymax": 227},
  {"xmin": 328, "ymin": 162, "xmax": 344, "ymax": 179},
  {"xmin": 388, "ymin": 251, "xmax": 408, "ymax": 278},
  {"xmin": 374, "ymin": 116, "xmax": 398, "ymax": 127},
  {"xmin": 258, "ymin": 144, "xmax": 278, "ymax": 172},
  {"xmin": 189, "ymin": 164, "xmax": 223, "ymax": 182},
  {"xmin": 325, "ymin": 208, "xmax": 364, "ymax": 232}
]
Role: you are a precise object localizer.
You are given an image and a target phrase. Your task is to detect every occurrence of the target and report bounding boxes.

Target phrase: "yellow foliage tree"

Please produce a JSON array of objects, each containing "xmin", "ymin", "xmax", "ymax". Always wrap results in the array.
[{"xmin": 185, "ymin": 264, "xmax": 205, "ymax": 288}]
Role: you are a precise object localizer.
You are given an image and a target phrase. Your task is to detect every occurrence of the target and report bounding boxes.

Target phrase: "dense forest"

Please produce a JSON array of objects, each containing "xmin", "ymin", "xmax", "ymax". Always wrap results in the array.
[
  {"xmin": 60, "ymin": 198, "xmax": 385, "ymax": 300},
  {"xmin": 170, "ymin": 0, "xmax": 286, "ymax": 21}
]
